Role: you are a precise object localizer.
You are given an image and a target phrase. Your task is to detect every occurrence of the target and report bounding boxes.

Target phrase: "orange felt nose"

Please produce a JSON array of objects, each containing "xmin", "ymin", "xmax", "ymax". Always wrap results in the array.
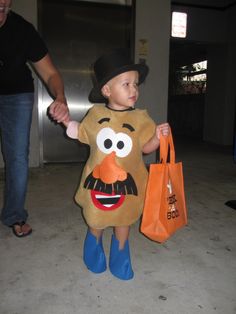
[{"xmin": 92, "ymin": 152, "xmax": 127, "ymax": 184}]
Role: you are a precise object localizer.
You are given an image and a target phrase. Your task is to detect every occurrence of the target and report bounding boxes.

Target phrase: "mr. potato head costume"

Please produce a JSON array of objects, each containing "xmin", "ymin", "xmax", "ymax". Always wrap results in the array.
[
  {"xmin": 66, "ymin": 50, "xmax": 156, "ymax": 280},
  {"xmin": 75, "ymin": 105, "xmax": 156, "ymax": 229}
]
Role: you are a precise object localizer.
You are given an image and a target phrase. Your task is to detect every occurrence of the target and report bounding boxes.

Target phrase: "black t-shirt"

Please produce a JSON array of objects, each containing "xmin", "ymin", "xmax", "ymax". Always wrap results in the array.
[{"xmin": 0, "ymin": 11, "xmax": 48, "ymax": 94}]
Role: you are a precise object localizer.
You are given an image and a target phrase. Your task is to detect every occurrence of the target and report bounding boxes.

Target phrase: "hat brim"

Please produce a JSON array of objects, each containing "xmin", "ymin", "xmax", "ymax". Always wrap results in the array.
[{"xmin": 88, "ymin": 63, "xmax": 149, "ymax": 103}]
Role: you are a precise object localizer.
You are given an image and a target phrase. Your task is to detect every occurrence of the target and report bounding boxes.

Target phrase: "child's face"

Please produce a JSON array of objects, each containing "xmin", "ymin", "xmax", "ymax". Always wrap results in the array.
[{"xmin": 102, "ymin": 71, "xmax": 139, "ymax": 110}]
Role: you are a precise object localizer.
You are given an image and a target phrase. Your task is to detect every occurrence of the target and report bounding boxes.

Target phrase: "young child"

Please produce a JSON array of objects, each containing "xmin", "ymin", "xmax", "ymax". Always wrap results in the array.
[{"xmin": 63, "ymin": 50, "xmax": 169, "ymax": 280}]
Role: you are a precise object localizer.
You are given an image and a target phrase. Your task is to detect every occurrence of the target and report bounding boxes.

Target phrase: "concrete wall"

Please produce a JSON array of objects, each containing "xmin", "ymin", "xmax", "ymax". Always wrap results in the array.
[
  {"xmin": 204, "ymin": 44, "xmax": 229, "ymax": 144},
  {"xmin": 204, "ymin": 40, "xmax": 235, "ymax": 145},
  {"xmin": 204, "ymin": 5, "xmax": 236, "ymax": 145},
  {"xmin": 135, "ymin": 0, "xmax": 171, "ymax": 162},
  {"xmin": 135, "ymin": 0, "xmax": 170, "ymax": 123},
  {"xmin": 225, "ymin": 5, "xmax": 236, "ymax": 142}
]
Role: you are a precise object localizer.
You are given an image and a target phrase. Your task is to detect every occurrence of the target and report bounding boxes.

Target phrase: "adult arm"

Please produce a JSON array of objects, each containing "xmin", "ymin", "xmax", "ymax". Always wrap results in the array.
[{"xmin": 33, "ymin": 53, "xmax": 69, "ymax": 123}]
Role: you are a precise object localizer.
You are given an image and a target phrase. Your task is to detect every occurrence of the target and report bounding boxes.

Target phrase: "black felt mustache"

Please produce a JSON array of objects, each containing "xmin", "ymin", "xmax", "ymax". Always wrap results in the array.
[{"xmin": 84, "ymin": 172, "xmax": 138, "ymax": 196}]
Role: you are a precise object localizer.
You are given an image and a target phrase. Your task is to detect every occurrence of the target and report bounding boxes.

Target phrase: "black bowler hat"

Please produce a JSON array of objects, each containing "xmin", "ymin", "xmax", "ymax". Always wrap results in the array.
[{"xmin": 88, "ymin": 49, "xmax": 149, "ymax": 103}]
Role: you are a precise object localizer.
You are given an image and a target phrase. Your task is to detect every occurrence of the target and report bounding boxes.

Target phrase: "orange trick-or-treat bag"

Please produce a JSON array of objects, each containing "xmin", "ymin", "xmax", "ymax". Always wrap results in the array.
[{"xmin": 141, "ymin": 130, "xmax": 188, "ymax": 243}]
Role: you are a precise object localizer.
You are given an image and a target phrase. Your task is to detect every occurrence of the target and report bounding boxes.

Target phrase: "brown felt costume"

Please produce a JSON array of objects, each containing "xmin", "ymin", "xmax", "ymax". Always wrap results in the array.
[{"xmin": 75, "ymin": 104, "xmax": 156, "ymax": 229}]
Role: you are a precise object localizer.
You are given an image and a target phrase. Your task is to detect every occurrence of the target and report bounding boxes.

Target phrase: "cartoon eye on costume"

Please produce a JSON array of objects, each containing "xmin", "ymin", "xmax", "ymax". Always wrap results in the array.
[
  {"xmin": 96, "ymin": 127, "xmax": 132, "ymax": 158},
  {"xmin": 115, "ymin": 132, "xmax": 132, "ymax": 157},
  {"xmin": 97, "ymin": 128, "xmax": 115, "ymax": 155}
]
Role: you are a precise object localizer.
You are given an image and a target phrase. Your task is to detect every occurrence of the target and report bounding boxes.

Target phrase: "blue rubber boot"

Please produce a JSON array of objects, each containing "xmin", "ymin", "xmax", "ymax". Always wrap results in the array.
[
  {"xmin": 83, "ymin": 230, "xmax": 107, "ymax": 274},
  {"xmin": 109, "ymin": 234, "xmax": 134, "ymax": 280}
]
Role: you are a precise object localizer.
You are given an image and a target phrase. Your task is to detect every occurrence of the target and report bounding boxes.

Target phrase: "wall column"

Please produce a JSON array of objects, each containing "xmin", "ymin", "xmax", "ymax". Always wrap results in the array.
[{"xmin": 135, "ymin": 0, "xmax": 171, "ymax": 162}]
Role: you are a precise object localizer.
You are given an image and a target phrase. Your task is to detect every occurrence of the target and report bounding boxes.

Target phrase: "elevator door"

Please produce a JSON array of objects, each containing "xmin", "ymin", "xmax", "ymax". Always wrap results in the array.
[{"xmin": 38, "ymin": 0, "xmax": 133, "ymax": 163}]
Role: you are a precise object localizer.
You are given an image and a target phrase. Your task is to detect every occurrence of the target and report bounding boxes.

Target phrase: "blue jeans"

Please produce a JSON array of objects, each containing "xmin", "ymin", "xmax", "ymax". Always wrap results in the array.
[{"xmin": 0, "ymin": 93, "xmax": 34, "ymax": 226}]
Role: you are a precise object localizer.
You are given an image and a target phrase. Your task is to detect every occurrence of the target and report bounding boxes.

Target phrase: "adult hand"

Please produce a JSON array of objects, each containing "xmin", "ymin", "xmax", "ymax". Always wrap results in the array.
[{"xmin": 49, "ymin": 97, "xmax": 70, "ymax": 123}]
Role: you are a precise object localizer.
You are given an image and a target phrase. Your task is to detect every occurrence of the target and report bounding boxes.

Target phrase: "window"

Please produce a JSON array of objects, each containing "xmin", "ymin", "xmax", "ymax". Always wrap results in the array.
[{"xmin": 173, "ymin": 61, "xmax": 207, "ymax": 95}]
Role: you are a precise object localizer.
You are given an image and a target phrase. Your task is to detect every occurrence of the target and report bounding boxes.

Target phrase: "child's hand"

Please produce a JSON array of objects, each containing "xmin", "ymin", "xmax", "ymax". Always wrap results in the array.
[
  {"xmin": 62, "ymin": 116, "xmax": 71, "ymax": 127},
  {"xmin": 142, "ymin": 123, "xmax": 170, "ymax": 154},
  {"xmin": 156, "ymin": 123, "xmax": 170, "ymax": 140},
  {"xmin": 48, "ymin": 98, "xmax": 69, "ymax": 123}
]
